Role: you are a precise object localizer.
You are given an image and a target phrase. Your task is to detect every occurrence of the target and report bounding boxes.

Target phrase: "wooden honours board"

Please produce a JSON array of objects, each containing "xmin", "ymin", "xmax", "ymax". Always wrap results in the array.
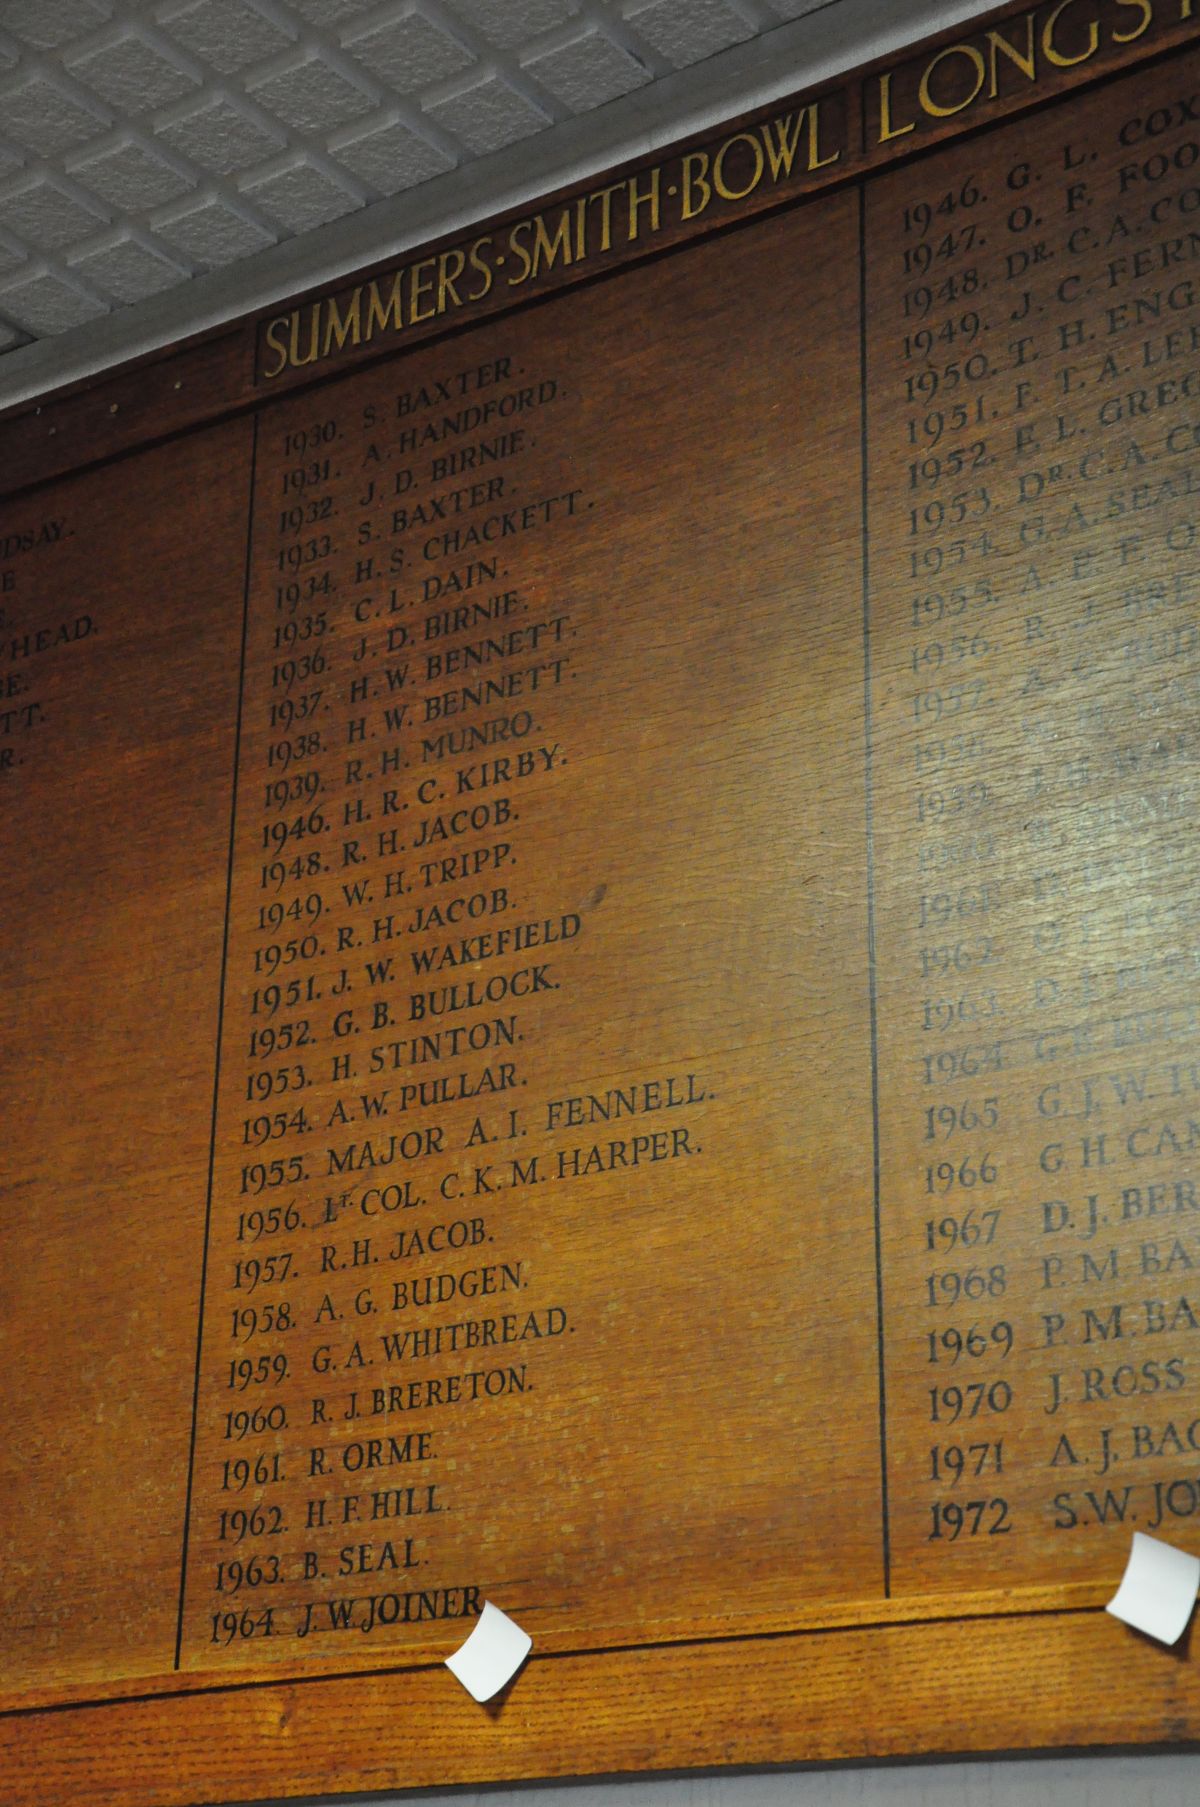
[{"xmin": 6, "ymin": 2, "xmax": 1200, "ymax": 1798}]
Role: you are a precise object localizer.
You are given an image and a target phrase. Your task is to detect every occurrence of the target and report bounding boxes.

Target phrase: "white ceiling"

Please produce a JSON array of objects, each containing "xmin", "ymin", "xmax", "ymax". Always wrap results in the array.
[
  {"xmin": 0, "ymin": 0, "xmax": 835, "ymax": 351},
  {"xmin": 0, "ymin": 0, "xmax": 991, "ymax": 399}
]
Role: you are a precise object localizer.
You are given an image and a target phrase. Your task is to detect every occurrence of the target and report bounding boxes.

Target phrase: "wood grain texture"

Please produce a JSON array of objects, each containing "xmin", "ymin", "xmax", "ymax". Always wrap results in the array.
[
  {"xmin": 4, "ymin": 1610, "xmax": 1200, "ymax": 1807},
  {"xmin": 0, "ymin": 418, "xmax": 252, "ymax": 1690},
  {"xmin": 165, "ymin": 183, "xmax": 886, "ymax": 1684},
  {"xmin": 4, "ymin": 6, "xmax": 1200, "ymax": 1802}
]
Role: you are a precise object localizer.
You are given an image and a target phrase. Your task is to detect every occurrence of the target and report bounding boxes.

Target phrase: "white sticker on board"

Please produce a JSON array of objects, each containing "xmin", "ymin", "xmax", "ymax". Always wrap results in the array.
[
  {"xmin": 1106, "ymin": 1531, "xmax": 1200, "ymax": 1646},
  {"xmin": 445, "ymin": 1601, "xmax": 532, "ymax": 1702}
]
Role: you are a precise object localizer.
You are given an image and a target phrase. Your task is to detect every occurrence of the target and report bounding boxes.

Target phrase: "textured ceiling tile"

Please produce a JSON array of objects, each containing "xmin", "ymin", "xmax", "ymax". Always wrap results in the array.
[
  {"xmin": 524, "ymin": 25, "xmax": 651, "ymax": 110},
  {"xmin": 0, "ymin": 175, "xmax": 108, "ymax": 251},
  {"xmin": 247, "ymin": 50, "xmax": 378, "ymax": 134},
  {"xmin": 341, "ymin": 11, "xmax": 474, "ymax": 96},
  {"xmin": 67, "ymin": 26, "xmax": 201, "ymax": 115},
  {"xmin": 157, "ymin": 94, "xmax": 283, "ymax": 175},
  {"xmin": 153, "ymin": 192, "xmax": 275, "ymax": 265},
  {"xmin": 158, "ymin": 0, "xmax": 294, "ymax": 75},
  {"xmin": 2, "ymin": 0, "xmax": 114, "ymax": 52},
  {"xmin": 0, "ymin": 0, "xmax": 826, "ymax": 352},
  {"xmin": 423, "ymin": 74, "xmax": 550, "ymax": 155},
  {"xmin": 329, "ymin": 114, "xmax": 453, "ymax": 196},
  {"xmin": 0, "ymin": 73, "xmax": 110, "ymax": 157},
  {"xmin": 287, "ymin": 0, "xmax": 373, "ymax": 21},
  {"xmin": 0, "ymin": 268, "xmax": 108, "ymax": 333},
  {"xmin": 0, "ymin": 314, "xmax": 31, "ymax": 350},
  {"xmin": 240, "ymin": 154, "xmax": 362, "ymax": 234},
  {"xmin": 441, "ymin": 0, "xmax": 581, "ymax": 50},
  {"xmin": 69, "ymin": 231, "xmax": 189, "ymax": 300},
  {"xmin": 624, "ymin": 0, "xmax": 754, "ymax": 68},
  {"xmin": 68, "ymin": 135, "xmax": 196, "ymax": 210}
]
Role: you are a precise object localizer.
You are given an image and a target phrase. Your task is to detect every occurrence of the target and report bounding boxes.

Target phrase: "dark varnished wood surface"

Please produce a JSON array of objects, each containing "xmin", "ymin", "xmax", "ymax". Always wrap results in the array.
[{"xmin": 4, "ymin": 5, "xmax": 1200, "ymax": 1800}]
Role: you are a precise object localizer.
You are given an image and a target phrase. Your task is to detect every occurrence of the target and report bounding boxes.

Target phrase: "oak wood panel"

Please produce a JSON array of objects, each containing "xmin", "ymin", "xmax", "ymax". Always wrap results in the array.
[
  {"xmin": 4, "ymin": 1608, "xmax": 1200, "ymax": 1807},
  {"xmin": 0, "ymin": 328, "xmax": 254, "ymax": 502},
  {"xmin": 0, "ymin": 418, "xmax": 252, "ymax": 1689},
  {"xmin": 4, "ymin": 5, "xmax": 1200, "ymax": 1799},
  {"xmin": 172, "ymin": 184, "xmax": 883, "ymax": 1678},
  {"xmin": 864, "ymin": 39, "xmax": 1200, "ymax": 1595}
]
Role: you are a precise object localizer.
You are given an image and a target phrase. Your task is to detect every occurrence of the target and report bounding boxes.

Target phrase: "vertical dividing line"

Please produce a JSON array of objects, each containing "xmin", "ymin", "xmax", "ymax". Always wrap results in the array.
[
  {"xmin": 858, "ymin": 182, "xmax": 891, "ymax": 1598},
  {"xmin": 174, "ymin": 409, "xmax": 261, "ymax": 1669}
]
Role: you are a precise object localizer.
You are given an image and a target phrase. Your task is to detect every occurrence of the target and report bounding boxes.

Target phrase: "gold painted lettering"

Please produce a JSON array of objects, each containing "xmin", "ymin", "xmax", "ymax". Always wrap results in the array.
[
  {"xmin": 256, "ymin": 0, "xmax": 1185, "ymax": 385},
  {"xmin": 466, "ymin": 236, "xmax": 494, "ymax": 301},
  {"xmin": 261, "ymin": 316, "xmax": 289, "ymax": 381},
  {"xmin": 714, "ymin": 131, "xmax": 765, "ymax": 201},
  {"xmin": 627, "ymin": 167, "xmax": 660, "ymax": 239},
  {"xmin": 506, "ymin": 220, "xmax": 534, "ymax": 286},
  {"xmin": 437, "ymin": 248, "xmax": 465, "ymax": 312},
  {"xmin": 585, "ymin": 182, "xmax": 624, "ymax": 251},
  {"xmin": 321, "ymin": 289, "xmax": 362, "ymax": 358},
  {"xmin": 365, "ymin": 273, "xmax": 404, "ymax": 340},
  {"xmin": 680, "ymin": 151, "xmax": 711, "ymax": 220},
  {"xmin": 876, "ymin": 70, "xmax": 916, "ymax": 142},
  {"xmin": 289, "ymin": 305, "xmax": 320, "ymax": 368},
  {"xmin": 408, "ymin": 257, "xmax": 437, "ymax": 322},
  {"xmin": 986, "ymin": 15, "xmax": 1038, "ymax": 96},
  {"xmin": 531, "ymin": 208, "xmax": 574, "ymax": 277},
  {"xmin": 918, "ymin": 42, "xmax": 987, "ymax": 118},
  {"xmin": 1042, "ymin": 0, "xmax": 1101, "ymax": 67},
  {"xmin": 1113, "ymin": 0, "xmax": 1153, "ymax": 37},
  {"xmin": 807, "ymin": 100, "xmax": 841, "ymax": 170},
  {"xmin": 759, "ymin": 112, "xmax": 805, "ymax": 179}
]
